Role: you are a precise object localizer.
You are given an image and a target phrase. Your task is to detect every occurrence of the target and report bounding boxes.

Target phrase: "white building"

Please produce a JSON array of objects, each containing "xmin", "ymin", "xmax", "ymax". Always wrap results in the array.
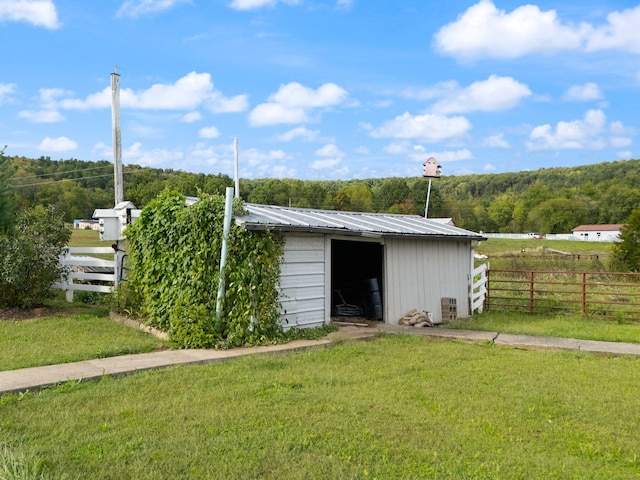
[
  {"xmin": 235, "ymin": 204, "xmax": 486, "ymax": 328},
  {"xmin": 572, "ymin": 224, "xmax": 623, "ymax": 242}
]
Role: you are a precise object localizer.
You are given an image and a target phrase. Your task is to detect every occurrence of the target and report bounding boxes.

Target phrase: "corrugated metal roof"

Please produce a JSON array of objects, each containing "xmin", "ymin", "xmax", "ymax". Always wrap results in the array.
[{"xmin": 235, "ymin": 203, "xmax": 485, "ymax": 240}]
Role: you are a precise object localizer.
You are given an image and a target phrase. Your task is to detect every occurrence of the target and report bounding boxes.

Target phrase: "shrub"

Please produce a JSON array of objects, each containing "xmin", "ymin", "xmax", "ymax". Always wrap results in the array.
[
  {"xmin": 124, "ymin": 190, "xmax": 285, "ymax": 348},
  {"xmin": 0, "ymin": 205, "xmax": 71, "ymax": 308}
]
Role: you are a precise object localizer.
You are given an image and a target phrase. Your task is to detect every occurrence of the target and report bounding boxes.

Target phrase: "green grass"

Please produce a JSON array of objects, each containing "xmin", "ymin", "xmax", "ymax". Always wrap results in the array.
[
  {"xmin": 477, "ymin": 238, "xmax": 612, "ymax": 257},
  {"xmin": 2, "ymin": 335, "xmax": 640, "ymax": 479},
  {"xmin": 449, "ymin": 312, "xmax": 640, "ymax": 343},
  {"xmin": 68, "ymin": 229, "xmax": 104, "ymax": 248},
  {"xmin": 0, "ymin": 309, "xmax": 168, "ymax": 371}
]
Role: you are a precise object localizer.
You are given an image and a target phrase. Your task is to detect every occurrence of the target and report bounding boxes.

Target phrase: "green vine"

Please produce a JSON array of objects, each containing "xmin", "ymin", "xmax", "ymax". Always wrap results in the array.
[{"xmin": 124, "ymin": 190, "xmax": 285, "ymax": 348}]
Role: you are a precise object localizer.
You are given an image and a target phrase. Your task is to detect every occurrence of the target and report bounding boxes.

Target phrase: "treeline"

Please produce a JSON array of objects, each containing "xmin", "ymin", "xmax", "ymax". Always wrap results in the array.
[{"xmin": 4, "ymin": 155, "xmax": 640, "ymax": 234}]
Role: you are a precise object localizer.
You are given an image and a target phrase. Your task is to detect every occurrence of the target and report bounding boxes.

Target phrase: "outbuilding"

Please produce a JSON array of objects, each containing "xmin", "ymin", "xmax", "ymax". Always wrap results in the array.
[
  {"xmin": 572, "ymin": 224, "xmax": 623, "ymax": 242},
  {"xmin": 235, "ymin": 204, "xmax": 486, "ymax": 329}
]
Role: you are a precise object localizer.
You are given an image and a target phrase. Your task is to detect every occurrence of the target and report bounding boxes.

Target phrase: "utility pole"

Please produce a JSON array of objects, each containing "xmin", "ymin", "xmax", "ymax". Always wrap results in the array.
[
  {"xmin": 234, "ymin": 138, "xmax": 240, "ymax": 198},
  {"xmin": 111, "ymin": 66, "xmax": 123, "ymax": 206}
]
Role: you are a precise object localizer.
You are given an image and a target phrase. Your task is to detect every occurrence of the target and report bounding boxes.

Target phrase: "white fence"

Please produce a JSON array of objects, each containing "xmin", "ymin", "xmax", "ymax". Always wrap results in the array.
[
  {"xmin": 53, "ymin": 247, "xmax": 123, "ymax": 301},
  {"xmin": 471, "ymin": 262, "xmax": 488, "ymax": 314}
]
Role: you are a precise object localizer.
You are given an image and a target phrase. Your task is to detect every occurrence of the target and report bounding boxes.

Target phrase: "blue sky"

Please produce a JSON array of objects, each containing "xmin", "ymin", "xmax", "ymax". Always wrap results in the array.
[{"xmin": 1, "ymin": 0, "xmax": 640, "ymax": 180}]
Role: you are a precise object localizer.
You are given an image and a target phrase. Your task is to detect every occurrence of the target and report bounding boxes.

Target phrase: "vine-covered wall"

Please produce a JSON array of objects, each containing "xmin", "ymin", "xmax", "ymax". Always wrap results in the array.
[{"xmin": 124, "ymin": 190, "xmax": 284, "ymax": 348}]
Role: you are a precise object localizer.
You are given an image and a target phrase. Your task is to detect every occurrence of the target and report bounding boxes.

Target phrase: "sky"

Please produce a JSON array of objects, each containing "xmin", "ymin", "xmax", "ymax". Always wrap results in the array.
[{"xmin": 1, "ymin": 0, "xmax": 640, "ymax": 181}]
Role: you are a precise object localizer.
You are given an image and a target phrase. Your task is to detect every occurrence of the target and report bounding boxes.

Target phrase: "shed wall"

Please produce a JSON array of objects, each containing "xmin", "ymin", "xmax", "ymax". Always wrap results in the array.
[
  {"xmin": 384, "ymin": 238, "xmax": 472, "ymax": 324},
  {"xmin": 279, "ymin": 234, "xmax": 327, "ymax": 329}
]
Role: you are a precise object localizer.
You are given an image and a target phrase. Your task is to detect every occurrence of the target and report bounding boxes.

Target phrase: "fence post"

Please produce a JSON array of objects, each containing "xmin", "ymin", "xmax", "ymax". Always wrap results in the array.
[
  {"xmin": 582, "ymin": 272, "xmax": 587, "ymax": 315},
  {"xmin": 529, "ymin": 271, "xmax": 535, "ymax": 314}
]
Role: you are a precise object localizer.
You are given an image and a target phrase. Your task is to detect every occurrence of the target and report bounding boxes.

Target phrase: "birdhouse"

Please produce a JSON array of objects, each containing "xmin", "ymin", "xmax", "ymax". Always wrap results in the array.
[
  {"xmin": 93, "ymin": 201, "xmax": 139, "ymax": 241},
  {"xmin": 423, "ymin": 157, "xmax": 442, "ymax": 178}
]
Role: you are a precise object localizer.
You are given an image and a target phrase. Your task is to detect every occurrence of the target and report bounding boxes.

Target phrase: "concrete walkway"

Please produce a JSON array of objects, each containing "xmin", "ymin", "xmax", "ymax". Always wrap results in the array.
[{"xmin": 3, "ymin": 325, "xmax": 640, "ymax": 396}]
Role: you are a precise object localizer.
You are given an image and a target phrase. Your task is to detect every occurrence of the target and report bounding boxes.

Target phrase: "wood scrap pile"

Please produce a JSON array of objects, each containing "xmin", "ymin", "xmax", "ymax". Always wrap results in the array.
[{"xmin": 399, "ymin": 309, "xmax": 434, "ymax": 327}]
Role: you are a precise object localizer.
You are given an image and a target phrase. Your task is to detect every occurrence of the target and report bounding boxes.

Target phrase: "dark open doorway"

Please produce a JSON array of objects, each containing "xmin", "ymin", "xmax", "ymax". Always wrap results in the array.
[{"xmin": 331, "ymin": 239, "xmax": 384, "ymax": 321}]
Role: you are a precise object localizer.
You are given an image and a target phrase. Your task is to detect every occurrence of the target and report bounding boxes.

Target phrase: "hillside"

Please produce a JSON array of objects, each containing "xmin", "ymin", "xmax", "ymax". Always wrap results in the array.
[{"xmin": 4, "ymin": 155, "xmax": 640, "ymax": 234}]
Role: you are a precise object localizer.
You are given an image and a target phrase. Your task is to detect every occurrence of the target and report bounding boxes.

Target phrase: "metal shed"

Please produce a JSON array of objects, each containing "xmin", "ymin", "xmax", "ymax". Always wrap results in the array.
[{"xmin": 235, "ymin": 204, "xmax": 486, "ymax": 329}]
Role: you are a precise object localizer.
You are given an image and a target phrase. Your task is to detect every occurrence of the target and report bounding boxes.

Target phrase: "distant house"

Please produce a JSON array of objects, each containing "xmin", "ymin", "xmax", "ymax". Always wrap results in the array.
[
  {"xmin": 73, "ymin": 219, "xmax": 100, "ymax": 230},
  {"xmin": 572, "ymin": 224, "xmax": 623, "ymax": 242}
]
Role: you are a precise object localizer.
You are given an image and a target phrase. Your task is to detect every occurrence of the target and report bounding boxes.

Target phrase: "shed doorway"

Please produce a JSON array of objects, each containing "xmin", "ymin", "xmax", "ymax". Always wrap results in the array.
[{"xmin": 331, "ymin": 239, "xmax": 384, "ymax": 321}]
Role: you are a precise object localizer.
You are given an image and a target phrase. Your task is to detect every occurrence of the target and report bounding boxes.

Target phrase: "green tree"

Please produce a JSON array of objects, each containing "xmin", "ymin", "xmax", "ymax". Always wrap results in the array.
[
  {"xmin": 0, "ymin": 146, "xmax": 15, "ymax": 233},
  {"xmin": 531, "ymin": 198, "xmax": 589, "ymax": 234},
  {"xmin": 610, "ymin": 209, "xmax": 640, "ymax": 272},
  {"xmin": 374, "ymin": 178, "xmax": 409, "ymax": 211},
  {"xmin": 0, "ymin": 205, "xmax": 71, "ymax": 308}
]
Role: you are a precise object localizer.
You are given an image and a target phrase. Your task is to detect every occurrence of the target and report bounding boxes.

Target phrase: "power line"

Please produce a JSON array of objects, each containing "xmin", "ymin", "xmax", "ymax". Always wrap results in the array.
[
  {"xmin": 10, "ymin": 164, "xmax": 113, "ymax": 181},
  {"xmin": 11, "ymin": 171, "xmax": 133, "ymax": 188}
]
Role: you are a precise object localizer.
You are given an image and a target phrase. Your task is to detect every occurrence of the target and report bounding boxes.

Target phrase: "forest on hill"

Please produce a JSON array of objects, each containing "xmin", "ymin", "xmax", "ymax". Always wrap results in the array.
[{"xmin": 3, "ymin": 155, "xmax": 640, "ymax": 234}]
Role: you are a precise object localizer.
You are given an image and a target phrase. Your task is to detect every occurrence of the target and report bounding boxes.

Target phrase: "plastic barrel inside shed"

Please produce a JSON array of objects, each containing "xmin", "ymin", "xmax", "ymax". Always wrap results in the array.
[{"xmin": 364, "ymin": 278, "xmax": 383, "ymax": 320}]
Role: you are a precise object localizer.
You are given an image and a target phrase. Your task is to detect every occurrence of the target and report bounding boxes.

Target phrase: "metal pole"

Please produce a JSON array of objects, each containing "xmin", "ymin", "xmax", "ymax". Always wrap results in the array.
[
  {"xmin": 216, "ymin": 187, "xmax": 235, "ymax": 325},
  {"xmin": 111, "ymin": 69, "xmax": 123, "ymax": 206},
  {"xmin": 234, "ymin": 138, "xmax": 240, "ymax": 198},
  {"xmin": 424, "ymin": 178, "xmax": 432, "ymax": 218}
]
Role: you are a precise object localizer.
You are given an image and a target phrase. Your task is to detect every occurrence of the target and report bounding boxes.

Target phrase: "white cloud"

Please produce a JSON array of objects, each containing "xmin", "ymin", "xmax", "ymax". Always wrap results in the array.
[
  {"xmin": 610, "ymin": 137, "xmax": 632, "ymax": 148},
  {"xmin": 526, "ymin": 109, "xmax": 608, "ymax": 150},
  {"xmin": 586, "ymin": 5, "xmax": 640, "ymax": 54},
  {"xmin": 123, "ymin": 142, "xmax": 185, "ymax": 166},
  {"xmin": 430, "ymin": 75, "xmax": 531, "ymax": 114},
  {"xmin": 228, "ymin": 0, "xmax": 300, "ymax": 11},
  {"xmin": 116, "ymin": 0, "xmax": 190, "ymax": 18},
  {"xmin": 181, "ymin": 111, "xmax": 202, "ymax": 123},
  {"xmin": 0, "ymin": 0, "xmax": 60, "ymax": 29},
  {"xmin": 435, "ymin": 2, "xmax": 640, "ymax": 60},
  {"xmin": 481, "ymin": 133, "xmax": 510, "ymax": 149},
  {"xmin": 315, "ymin": 143, "xmax": 344, "ymax": 158},
  {"xmin": 434, "ymin": 0, "xmax": 586, "ymax": 60},
  {"xmin": 311, "ymin": 158, "xmax": 341, "ymax": 170},
  {"xmin": 429, "ymin": 149, "xmax": 474, "ymax": 162},
  {"xmin": 484, "ymin": 163, "xmax": 497, "ymax": 172},
  {"xmin": 562, "ymin": 83, "xmax": 603, "ymax": 101},
  {"xmin": 0, "ymin": 83, "xmax": 16, "ymax": 104},
  {"xmin": 355, "ymin": 146, "xmax": 369, "ymax": 154},
  {"xmin": 370, "ymin": 112, "xmax": 471, "ymax": 142},
  {"xmin": 18, "ymin": 109, "xmax": 64, "ymax": 123},
  {"xmin": 38, "ymin": 136, "xmax": 77, "ymax": 152},
  {"xmin": 617, "ymin": 151, "xmax": 633, "ymax": 159},
  {"xmin": 198, "ymin": 126, "xmax": 220, "ymax": 139},
  {"xmin": 49, "ymin": 72, "xmax": 248, "ymax": 114},
  {"xmin": 276, "ymin": 126, "xmax": 320, "ymax": 142},
  {"xmin": 249, "ymin": 82, "xmax": 348, "ymax": 126},
  {"xmin": 383, "ymin": 142, "xmax": 410, "ymax": 156}
]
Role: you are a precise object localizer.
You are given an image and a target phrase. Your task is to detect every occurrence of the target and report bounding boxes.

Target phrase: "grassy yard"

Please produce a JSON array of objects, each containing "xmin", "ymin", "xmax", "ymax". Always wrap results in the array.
[
  {"xmin": 0, "ymin": 309, "xmax": 168, "ymax": 371},
  {"xmin": 2, "ymin": 335, "xmax": 640, "ymax": 479},
  {"xmin": 68, "ymin": 228, "xmax": 104, "ymax": 248}
]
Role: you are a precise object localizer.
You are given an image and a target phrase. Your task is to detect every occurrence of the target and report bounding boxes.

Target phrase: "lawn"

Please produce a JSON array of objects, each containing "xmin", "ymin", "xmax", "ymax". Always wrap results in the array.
[
  {"xmin": 68, "ymin": 228, "xmax": 104, "ymax": 248},
  {"xmin": 2, "ymin": 335, "xmax": 640, "ymax": 479},
  {"xmin": 0, "ymin": 309, "xmax": 168, "ymax": 371}
]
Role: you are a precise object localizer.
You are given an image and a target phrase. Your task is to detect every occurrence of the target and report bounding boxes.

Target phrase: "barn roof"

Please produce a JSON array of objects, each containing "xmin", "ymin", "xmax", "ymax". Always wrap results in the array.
[
  {"xmin": 572, "ymin": 224, "xmax": 624, "ymax": 232},
  {"xmin": 235, "ymin": 203, "xmax": 485, "ymax": 240}
]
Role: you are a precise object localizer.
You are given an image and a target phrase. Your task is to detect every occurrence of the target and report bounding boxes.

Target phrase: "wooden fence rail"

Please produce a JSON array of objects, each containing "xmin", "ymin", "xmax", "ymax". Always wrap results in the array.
[{"xmin": 486, "ymin": 269, "xmax": 640, "ymax": 321}]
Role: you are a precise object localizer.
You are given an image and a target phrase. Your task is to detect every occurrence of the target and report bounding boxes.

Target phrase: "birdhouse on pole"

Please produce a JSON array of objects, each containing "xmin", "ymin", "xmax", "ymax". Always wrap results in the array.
[{"xmin": 423, "ymin": 157, "xmax": 442, "ymax": 178}]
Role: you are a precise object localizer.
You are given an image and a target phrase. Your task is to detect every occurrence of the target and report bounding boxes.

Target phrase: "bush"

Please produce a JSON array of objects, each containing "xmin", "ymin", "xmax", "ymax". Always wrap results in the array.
[
  {"xmin": 0, "ymin": 205, "xmax": 71, "ymax": 308},
  {"xmin": 610, "ymin": 209, "xmax": 640, "ymax": 272},
  {"xmin": 125, "ymin": 190, "xmax": 285, "ymax": 348}
]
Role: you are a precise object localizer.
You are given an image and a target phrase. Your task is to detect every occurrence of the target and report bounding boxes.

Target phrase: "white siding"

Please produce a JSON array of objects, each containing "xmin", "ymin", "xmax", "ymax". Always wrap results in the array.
[
  {"xmin": 384, "ymin": 238, "xmax": 472, "ymax": 324},
  {"xmin": 279, "ymin": 234, "xmax": 327, "ymax": 329}
]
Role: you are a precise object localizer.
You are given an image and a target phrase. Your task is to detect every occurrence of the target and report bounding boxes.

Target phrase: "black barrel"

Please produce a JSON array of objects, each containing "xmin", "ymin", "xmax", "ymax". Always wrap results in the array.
[{"xmin": 364, "ymin": 278, "xmax": 383, "ymax": 320}]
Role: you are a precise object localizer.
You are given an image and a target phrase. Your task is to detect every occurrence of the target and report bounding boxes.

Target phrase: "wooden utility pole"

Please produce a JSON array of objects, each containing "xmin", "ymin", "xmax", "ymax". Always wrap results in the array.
[{"xmin": 111, "ymin": 67, "xmax": 123, "ymax": 206}]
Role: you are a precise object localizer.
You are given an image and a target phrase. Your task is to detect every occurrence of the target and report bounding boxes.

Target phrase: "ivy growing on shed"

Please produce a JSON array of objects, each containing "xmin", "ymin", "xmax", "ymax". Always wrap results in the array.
[{"xmin": 124, "ymin": 190, "xmax": 285, "ymax": 348}]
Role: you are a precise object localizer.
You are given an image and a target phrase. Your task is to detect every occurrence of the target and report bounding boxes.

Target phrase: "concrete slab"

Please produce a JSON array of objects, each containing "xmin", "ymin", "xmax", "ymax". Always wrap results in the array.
[
  {"xmin": 0, "ymin": 338, "xmax": 333, "ymax": 396},
  {"xmin": 577, "ymin": 339, "xmax": 640, "ymax": 356},
  {"xmin": 494, "ymin": 333, "xmax": 581, "ymax": 351}
]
